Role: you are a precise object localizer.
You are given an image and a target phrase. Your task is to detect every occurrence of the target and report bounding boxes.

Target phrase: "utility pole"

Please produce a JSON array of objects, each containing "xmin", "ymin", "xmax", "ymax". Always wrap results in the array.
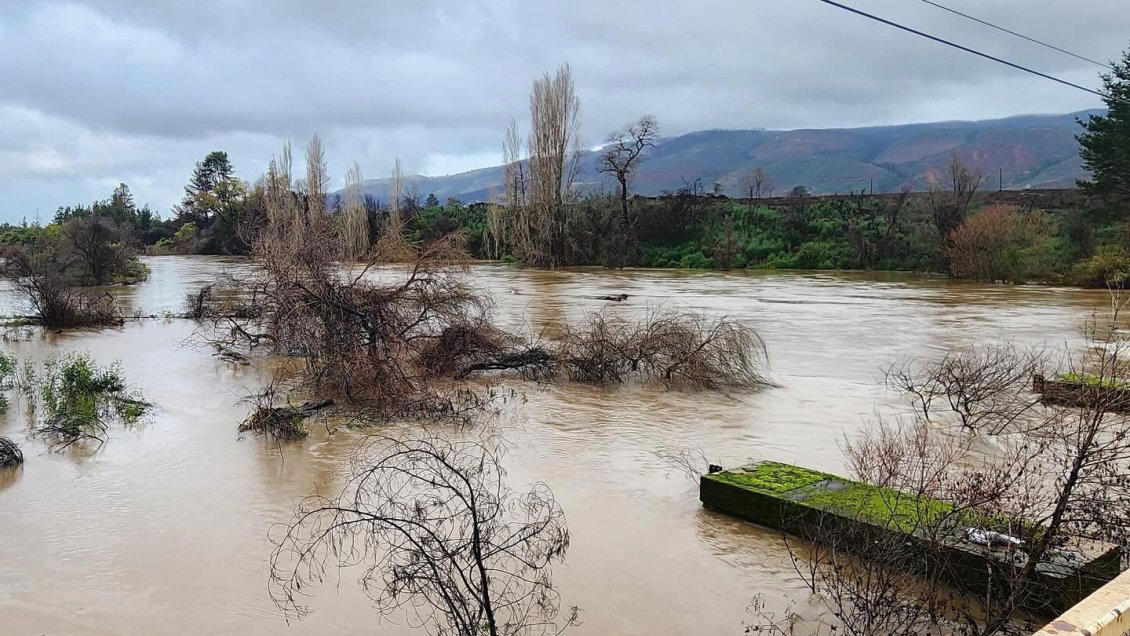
[
  {"xmin": 869, "ymin": 178, "xmax": 874, "ymax": 195},
  {"xmin": 999, "ymin": 167, "xmax": 1003, "ymax": 192}
]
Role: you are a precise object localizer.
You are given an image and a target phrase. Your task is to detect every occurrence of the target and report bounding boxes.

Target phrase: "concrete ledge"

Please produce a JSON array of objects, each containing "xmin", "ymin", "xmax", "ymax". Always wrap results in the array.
[
  {"xmin": 1035, "ymin": 569, "xmax": 1130, "ymax": 635},
  {"xmin": 1034, "ymin": 375, "xmax": 1130, "ymax": 413},
  {"xmin": 701, "ymin": 461, "xmax": 1122, "ymax": 615}
]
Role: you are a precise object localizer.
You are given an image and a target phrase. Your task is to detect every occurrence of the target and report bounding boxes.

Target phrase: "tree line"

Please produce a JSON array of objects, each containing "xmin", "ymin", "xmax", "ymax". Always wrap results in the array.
[{"xmin": 2, "ymin": 46, "xmax": 1128, "ymax": 293}]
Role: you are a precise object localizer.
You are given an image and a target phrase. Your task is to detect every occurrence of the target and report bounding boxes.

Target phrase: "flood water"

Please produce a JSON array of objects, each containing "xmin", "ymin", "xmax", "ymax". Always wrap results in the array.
[{"xmin": 0, "ymin": 256, "xmax": 1114, "ymax": 635}]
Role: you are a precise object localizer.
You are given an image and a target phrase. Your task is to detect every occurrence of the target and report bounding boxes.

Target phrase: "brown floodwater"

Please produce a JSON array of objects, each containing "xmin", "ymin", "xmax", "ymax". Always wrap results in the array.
[{"xmin": 0, "ymin": 256, "xmax": 1114, "ymax": 635}]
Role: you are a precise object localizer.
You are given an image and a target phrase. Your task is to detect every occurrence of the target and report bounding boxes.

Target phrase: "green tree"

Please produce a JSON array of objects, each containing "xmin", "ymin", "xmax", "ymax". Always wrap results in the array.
[
  {"xmin": 177, "ymin": 151, "xmax": 238, "ymax": 226},
  {"xmin": 1078, "ymin": 46, "xmax": 1130, "ymax": 198},
  {"xmin": 425, "ymin": 193, "xmax": 440, "ymax": 208}
]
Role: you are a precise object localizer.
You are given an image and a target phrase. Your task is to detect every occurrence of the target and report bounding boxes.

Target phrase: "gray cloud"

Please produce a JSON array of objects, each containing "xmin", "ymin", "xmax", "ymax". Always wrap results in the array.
[{"xmin": 0, "ymin": 0, "xmax": 1126, "ymax": 220}]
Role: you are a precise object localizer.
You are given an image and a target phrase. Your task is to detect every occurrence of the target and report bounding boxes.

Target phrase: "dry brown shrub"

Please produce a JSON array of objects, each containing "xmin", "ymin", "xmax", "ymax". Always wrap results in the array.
[
  {"xmin": 0, "ymin": 245, "xmax": 122, "ymax": 328},
  {"xmin": 944, "ymin": 204, "xmax": 1054, "ymax": 282},
  {"xmin": 550, "ymin": 309, "xmax": 770, "ymax": 388}
]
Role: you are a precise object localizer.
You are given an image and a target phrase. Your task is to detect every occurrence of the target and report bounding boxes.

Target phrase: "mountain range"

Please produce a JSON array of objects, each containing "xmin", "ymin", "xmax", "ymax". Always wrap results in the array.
[{"xmin": 352, "ymin": 110, "xmax": 1101, "ymax": 203}]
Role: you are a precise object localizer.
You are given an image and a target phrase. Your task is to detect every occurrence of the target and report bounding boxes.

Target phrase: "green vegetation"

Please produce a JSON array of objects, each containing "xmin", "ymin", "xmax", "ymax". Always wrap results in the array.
[
  {"xmin": 1068, "ymin": 245, "xmax": 1130, "ymax": 287},
  {"xmin": 0, "ymin": 352, "xmax": 16, "ymax": 414},
  {"xmin": 711, "ymin": 461, "xmax": 832, "ymax": 494},
  {"xmin": 30, "ymin": 353, "xmax": 150, "ymax": 449},
  {"xmin": 709, "ymin": 461, "xmax": 955, "ymax": 534},
  {"xmin": 1056, "ymin": 371, "xmax": 1130, "ymax": 389},
  {"xmin": 1077, "ymin": 48, "xmax": 1130, "ymax": 200},
  {"xmin": 802, "ymin": 481, "xmax": 953, "ymax": 534}
]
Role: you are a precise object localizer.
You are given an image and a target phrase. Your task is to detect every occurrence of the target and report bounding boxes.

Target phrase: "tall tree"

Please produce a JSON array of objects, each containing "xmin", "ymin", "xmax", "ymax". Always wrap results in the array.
[
  {"xmin": 1078, "ymin": 46, "xmax": 1130, "ymax": 199},
  {"xmin": 598, "ymin": 115, "xmax": 658, "ymax": 268},
  {"xmin": 526, "ymin": 64, "xmax": 582, "ymax": 267},
  {"xmin": 501, "ymin": 118, "xmax": 526, "ymax": 261},
  {"xmin": 340, "ymin": 162, "xmax": 369, "ymax": 260},
  {"xmin": 178, "ymin": 151, "xmax": 238, "ymax": 227}
]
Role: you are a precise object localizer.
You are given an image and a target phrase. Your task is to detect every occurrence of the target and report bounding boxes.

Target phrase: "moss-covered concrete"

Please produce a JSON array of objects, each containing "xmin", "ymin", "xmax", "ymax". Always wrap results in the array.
[
  {"xmin": 701, "ymin": 461, "xmax": 1123, "ymax": 615},
  {"xmin": 1034, "ymin": 374, "xmax": 1130, "ymax": 413}
]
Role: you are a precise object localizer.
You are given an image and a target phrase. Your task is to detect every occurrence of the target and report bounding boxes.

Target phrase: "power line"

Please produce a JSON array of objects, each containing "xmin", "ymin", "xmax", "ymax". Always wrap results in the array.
[
  {"xmin": 918, "ymin": 0, "xmax": 1115, "ymax": 71},
  {"xmin": 814, "ymin": 0, "xmax": 1126, "ymax": 105}
]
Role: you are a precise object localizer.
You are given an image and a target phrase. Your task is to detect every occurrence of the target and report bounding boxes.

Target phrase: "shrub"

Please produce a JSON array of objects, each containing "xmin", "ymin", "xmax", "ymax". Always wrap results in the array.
[
  {"xmin": 0, "ymin": 436, "xmax": 21, "ymax": 468},
  {"xmin": 1068, "ymin": 245, "xmax": 1130, "ymax": 288},
  {"xmin": 945, "ymin": 205, "xmax": 1057, "ymax": 282},
  {"xmin": 678, "ymin": 251, "xmax": 713, "ymax": 269},
  {"xmin": 30, "ymin": 353, "xmax": 149, "ymax": 450},
  {"xmin": 13, "ymin": 273, "xmax": 122, "ymax": 328}
]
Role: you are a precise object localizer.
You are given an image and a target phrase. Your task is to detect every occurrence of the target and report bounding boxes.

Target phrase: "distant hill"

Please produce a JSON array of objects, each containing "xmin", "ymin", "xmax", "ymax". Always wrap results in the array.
[{"xmin": 351, "ymin": 110, "xmax": 1101, "ymax": 203}]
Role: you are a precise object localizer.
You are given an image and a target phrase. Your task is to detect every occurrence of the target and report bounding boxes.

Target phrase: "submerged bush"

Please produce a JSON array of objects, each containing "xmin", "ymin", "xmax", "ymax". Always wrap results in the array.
[
  {"xmin": 0, "ymin": 436, "xmax": 22, "ymax": 468},
  {"xmin": 0, "ymin": 352, "xmax": 15, "ymax": 413},
  {"xmin": 0, "ymin": 246, "xmax": 124, "ymax": 328},
  {"xmin": 30, "ymin": 353, "xmax": 150, "ymax": 450}
]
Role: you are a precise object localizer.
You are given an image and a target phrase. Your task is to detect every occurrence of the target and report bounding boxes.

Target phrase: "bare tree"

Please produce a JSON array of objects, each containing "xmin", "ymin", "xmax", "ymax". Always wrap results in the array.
[
  {"xmin": 525, "ymin": 64, "xmax": 582, "ymax": 267},
  {"xmin": 375, "ymin": 157, "xmax": 414, "ymax": 261},
  {"xmin": 928, "ymin": 153, "xmax": 984, "ymax": 246},
  {"xmin": 884, "ymin": 343, "xmax": 1045, "ymax": 431},
  {"xmin": 500, "ymin": 119, "xmax": 526, "ymax": 261},
  {"xmin": 304, "ymin": 135, "xmax": 328, "ymax": 223},
  {"xmin": 742, "ymin": 166, "xmax": 772, "ymax": 213},
  {"xmin": 340, "ymin": 162, "xmax": 370, "ymax": 260},
  {"xmin": 485, "ymin": 203, "xmax": 506, "ymax": 261},
  {"xmin": 269, "ymin": 434, "xmax": 579, "ymax": 636},
  {"xmin": 0, "ymin": 436, "xmax": 23, "ymax": 468},
  {"xmin": 832, "ymin": 189, "xmax": 911, "ymax": 268},
  {"xmin": 0, "ymin": 245, "xmax": 122, "ymax": 327},
  {"xmin": 192, "ymin": 140, "xmax": 775, "ymax": 428},
  {"xmin": 598, "ymin": 115, "xmax": 658, "ymax": 268},
  {"xmin": 776, "ymin": 302, "xmax": 1130, "ymax": 634},
  {"xmin": 453, "ymin": 308, "xmax": 772, "ymax": 389}
]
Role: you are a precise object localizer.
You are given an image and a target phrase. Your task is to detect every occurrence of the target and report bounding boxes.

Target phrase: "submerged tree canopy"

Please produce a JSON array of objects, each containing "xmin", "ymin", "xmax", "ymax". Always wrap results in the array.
[{"xmin": 270, "ymin": 435, "xmax": 578, "ymax": 636}]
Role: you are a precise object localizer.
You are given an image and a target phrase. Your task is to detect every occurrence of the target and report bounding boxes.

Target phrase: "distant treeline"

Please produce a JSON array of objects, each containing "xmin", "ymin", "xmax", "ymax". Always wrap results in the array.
[
  {"xmin": 3, "ymin": 46, "xmax": 1127, "ymax": 288},
  {"xmin": 2, "ymin": 175, "xmax": 1124, "ymax": 288}
]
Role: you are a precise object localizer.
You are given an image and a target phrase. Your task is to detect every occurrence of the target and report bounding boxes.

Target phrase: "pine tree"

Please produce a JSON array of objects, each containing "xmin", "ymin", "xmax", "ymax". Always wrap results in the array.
[
  {"xmin": 177, "ymin": 151, "xmax": 235, "ymax": 225},
  {"xmin": 1078, "ymin": 46, "xmax": 1130, "ymax": 199}
]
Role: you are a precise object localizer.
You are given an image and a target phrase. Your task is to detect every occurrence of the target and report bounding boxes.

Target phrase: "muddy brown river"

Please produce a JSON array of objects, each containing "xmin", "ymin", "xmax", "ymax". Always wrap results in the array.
[{"xmin": 0, "ymin": 256, "xmax": 1112, "ymax": 634}]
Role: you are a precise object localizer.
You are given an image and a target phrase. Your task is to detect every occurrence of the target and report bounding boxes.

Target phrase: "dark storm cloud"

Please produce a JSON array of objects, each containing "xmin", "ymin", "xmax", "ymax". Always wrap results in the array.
[{"xmin": 0, "ymin": 0, "xmax": 1127, "ymax": 219}]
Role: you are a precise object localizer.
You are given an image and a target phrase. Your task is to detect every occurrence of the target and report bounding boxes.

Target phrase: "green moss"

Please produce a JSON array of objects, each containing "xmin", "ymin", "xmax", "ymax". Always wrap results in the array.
[
  {"xmin": 711, "ymin": 461, "xmax": 831, "ymax": 493},
  {"xmin": 708, "ymin": 461, "xmax": 957, "ymax": 533},
  {"xmin": 802, "ymin": 482, "xmax": 953, "ymax": 533},
  {"xmin": 1057, "ymin": 371, "xmax": 1130, "ymax": 389}
]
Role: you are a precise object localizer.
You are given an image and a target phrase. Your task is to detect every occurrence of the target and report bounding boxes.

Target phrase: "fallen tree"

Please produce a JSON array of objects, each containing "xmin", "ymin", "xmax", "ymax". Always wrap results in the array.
[{"xmin": 239, "ymin": 393, "xmax": 334, "ymax": 442}]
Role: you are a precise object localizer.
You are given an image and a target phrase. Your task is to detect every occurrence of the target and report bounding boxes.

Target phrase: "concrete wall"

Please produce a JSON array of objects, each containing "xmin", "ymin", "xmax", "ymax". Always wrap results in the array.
[{"xmin": 1035, "ymin": 569, "xmax": 1130, "ymax": 636}]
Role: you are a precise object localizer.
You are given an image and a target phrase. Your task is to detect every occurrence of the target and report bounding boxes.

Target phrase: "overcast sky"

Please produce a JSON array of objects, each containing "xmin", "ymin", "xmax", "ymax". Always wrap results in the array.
[{"xmin": 0, "ymin": 0, "xmax": 1126, "ymax": 221}]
